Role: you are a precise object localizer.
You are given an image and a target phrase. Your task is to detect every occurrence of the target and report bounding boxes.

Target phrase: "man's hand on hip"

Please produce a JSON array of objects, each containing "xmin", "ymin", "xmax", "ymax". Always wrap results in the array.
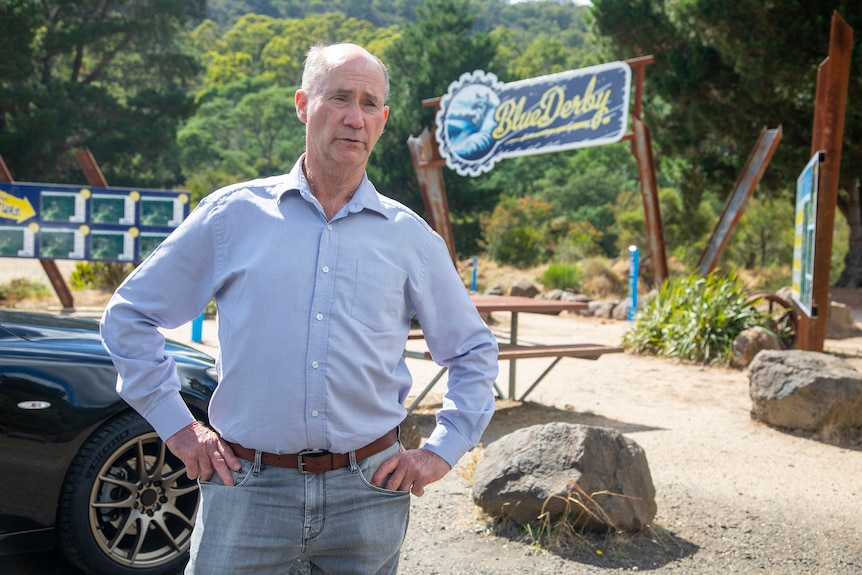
[
  {"xmin": 165, "ymin": 421, "xmax": 242, "ymax": 485},
  {"xmin": 371, "ymin": 448, "xmax": 451, "ymax": 496}
]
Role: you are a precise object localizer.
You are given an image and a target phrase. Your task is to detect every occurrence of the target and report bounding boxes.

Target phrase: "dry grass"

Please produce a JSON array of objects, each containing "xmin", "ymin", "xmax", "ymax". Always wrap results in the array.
[{"xmin": 460, "ymin": 257, "xmax": 631, "ymax": 300}]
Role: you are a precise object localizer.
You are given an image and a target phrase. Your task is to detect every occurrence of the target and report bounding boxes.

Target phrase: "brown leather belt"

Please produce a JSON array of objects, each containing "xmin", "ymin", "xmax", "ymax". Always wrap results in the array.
[{"xmin": 226, "ymin": 428, "xmax": 399, "ymax": 474}]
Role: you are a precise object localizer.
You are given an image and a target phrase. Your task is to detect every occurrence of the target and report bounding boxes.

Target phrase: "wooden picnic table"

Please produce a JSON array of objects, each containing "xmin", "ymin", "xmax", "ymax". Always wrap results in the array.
[{"xmin": 404, "ymin": 294, "xmax": 623, "ymax": 412}]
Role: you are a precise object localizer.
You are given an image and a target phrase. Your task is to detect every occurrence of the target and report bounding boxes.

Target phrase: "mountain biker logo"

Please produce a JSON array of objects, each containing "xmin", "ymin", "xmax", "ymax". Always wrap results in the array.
[{"xmin": 435, "ymin": 63, "xmax": 632, "ymax": 177}]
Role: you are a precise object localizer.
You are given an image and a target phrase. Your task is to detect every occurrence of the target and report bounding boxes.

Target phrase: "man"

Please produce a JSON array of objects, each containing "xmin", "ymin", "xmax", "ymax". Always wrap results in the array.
[{"xmin": 100, "ymin": 43, "xmax": 498, "ymax": 574}]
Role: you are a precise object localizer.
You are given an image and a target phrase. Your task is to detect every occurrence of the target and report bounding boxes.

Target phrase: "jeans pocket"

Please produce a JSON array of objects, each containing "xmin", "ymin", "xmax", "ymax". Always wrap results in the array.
[
  {"xmin": 355, "ymin": 445, "xmax": 411, "ymax": 497},
  {"xmin": 200, "ymin": 462, "xmax": 253, "ymax": 488}
]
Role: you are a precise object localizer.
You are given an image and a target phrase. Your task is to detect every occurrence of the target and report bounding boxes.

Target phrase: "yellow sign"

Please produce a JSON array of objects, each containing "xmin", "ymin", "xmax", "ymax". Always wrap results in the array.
[{"xmin": 0, "ymin": 191, "xmax": 36, "ymax": 224}]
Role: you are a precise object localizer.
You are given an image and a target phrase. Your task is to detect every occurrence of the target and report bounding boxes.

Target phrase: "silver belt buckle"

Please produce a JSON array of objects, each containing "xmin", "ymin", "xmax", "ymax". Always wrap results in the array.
[{"xmin": 297, "ymin": 448, "xmax": 325, "ymax": 474}]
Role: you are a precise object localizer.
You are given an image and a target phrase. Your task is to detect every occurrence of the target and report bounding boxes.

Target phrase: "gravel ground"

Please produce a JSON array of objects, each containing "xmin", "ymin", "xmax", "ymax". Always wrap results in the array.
[{"xmin": 398, "ymin": 310, "xmax": 862, "ymax": 575}]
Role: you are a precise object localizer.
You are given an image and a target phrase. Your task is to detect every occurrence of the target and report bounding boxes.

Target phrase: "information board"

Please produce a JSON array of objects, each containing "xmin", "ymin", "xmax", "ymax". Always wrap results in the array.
[
  {"xmin": 791, "ymin": 153, "xmax": 823, "ymax": 317},
  {"xmin": 0, "ymin": 182, "xmax": 189, "ymax": 263}
]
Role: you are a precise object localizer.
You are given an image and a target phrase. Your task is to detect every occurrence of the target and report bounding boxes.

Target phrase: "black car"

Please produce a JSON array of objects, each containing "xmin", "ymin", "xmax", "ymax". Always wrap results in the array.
[{"xmin": 0, "ymin": 309, "xmax": 218, "ymax": 575}]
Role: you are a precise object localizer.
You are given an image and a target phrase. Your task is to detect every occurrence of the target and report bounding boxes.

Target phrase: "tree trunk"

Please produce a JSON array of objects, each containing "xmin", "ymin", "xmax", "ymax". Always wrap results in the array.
[{"xmin": 834, "ymin": 181, "xmax": 862, "ymax": 287}]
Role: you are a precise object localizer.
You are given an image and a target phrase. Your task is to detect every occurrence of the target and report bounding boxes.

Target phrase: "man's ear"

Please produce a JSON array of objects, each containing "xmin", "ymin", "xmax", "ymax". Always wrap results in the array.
[{"xmin": 295, "ymin": 90, "xmax": 308, "ymax": 124}]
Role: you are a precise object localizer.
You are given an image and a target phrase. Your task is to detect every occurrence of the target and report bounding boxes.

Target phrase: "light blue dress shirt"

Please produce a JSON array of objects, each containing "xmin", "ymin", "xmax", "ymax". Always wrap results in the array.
[{"xmin": 100, "ymin": 157, "xmax": 498, "ymax": 466}]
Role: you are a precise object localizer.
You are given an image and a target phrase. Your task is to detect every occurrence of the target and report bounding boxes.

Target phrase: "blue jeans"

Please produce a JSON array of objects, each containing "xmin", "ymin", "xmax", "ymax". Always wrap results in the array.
[{"xmin": 187, "ymin": 441, "xmax": 410, "ymax": 574}]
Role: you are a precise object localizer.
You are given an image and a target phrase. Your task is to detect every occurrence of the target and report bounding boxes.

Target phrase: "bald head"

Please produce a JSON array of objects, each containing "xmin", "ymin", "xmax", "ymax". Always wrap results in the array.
[{"xmin": 301, "ymin": 43, "xmax": 390, "ymax": 103}]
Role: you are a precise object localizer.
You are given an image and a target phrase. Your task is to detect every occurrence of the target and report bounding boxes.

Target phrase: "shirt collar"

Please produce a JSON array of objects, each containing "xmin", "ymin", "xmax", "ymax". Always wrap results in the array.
[{"xmin": 274, "ymin": 155, "xmax": 390, "ymax": 219}]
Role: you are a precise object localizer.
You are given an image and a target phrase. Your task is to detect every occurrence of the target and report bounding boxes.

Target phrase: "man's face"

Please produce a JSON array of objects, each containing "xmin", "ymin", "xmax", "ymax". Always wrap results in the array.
[{"xmin": 296, "ymin": 50, "xmax": 389, "ymax": 173}]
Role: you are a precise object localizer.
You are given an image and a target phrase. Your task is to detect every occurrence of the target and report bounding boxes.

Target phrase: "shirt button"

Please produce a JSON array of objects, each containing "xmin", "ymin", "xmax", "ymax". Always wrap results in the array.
[
  {"xmin": 322, "ymin": 266, "xmax": 330, "ymax": 273},
  {"xmin": 311, "ymin": 361, "xmax": 319, "ymax": 369},
  {"xmin": 326, "ymin": 224, "xmax": 333, "ymax": 231},
  {"xmin": 316, "ymin": 313, "xmax": 323, "ymax": 320},
  {"xmin": 311, "ymin": 409, "xmax": 319, "ymax": 417}
]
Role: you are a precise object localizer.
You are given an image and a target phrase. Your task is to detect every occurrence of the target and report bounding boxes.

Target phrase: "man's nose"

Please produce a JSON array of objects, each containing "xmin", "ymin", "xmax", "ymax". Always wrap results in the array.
[{"xmin": 343, "ymin": 103, "xmax": 365, "ymax": 128}]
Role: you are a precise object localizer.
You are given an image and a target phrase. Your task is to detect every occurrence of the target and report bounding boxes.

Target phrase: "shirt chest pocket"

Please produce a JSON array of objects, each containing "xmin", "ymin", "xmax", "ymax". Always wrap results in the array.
[{"xmin": 350, "ymin": 260, "xmax": 408, "ymax": 332}]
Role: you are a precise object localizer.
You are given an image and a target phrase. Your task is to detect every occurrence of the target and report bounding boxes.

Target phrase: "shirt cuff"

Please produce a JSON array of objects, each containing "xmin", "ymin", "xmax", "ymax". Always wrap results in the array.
[
  {"xmin": 422, "ymin": 423, "xmax": 473, "ymax": 468},
  {"xmin": 141, "ymin": 393, "xmax": 197, "ymax": 442}
]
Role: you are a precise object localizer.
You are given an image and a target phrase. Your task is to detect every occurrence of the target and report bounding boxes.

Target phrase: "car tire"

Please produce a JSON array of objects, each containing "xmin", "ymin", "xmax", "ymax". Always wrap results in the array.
[{"xmin": 56, "ymin": 411, "xmax": 199, "ymax": 575}]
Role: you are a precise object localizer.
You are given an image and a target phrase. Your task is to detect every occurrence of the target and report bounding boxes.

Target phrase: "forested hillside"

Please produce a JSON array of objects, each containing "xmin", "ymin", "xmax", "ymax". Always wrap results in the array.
[{"xmin": 2, "ymin": 0, "xmax": 861, "ymax": 288}]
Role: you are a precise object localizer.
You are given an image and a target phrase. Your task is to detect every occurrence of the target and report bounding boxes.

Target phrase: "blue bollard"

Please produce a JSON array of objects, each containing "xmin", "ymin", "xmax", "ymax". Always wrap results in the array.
[
  {"xmin": 191, "ymin": 312, "xmax": 204, "ymax": 343},
  {"xmin": 471, "ymin": 255, "xmax": 478, "ymax": 292},
  {"xmin": 627, "ymin": 246, "xmax": 639, "ymax": 321}
]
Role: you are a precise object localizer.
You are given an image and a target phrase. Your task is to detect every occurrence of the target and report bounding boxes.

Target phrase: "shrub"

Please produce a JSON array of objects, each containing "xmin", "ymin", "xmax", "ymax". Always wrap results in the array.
[
  {"xmin": 539, "ymin": 262, "xmax": 581, "ymax": 291},
  {"xmin": 580, "ymin": 257, "xmax": 627, "ymax": 298},
  {"xmin": 481, "ymin": 196, "xmax": 555, "ymax": 268},
  {"xmin": 622, "ymin": 272, "xmax": 774, "ymax": 365},
  {"xmin": 0, "ymin": 278, "xmax": 51, "ymax": 306},
  {"xmin": 552, "ymin": 220, "xmax": 603, "ymax": 262},
  {"xmin": 70, "ymin": 262, "xmax": 135, "ymax": 291}
]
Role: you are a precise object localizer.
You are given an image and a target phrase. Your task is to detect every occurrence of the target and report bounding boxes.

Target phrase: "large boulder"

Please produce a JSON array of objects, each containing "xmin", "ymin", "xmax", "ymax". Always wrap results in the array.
[
  {"xmin": 471, "ymin": 423, "xmax": 656, "ymax": 532},
  {"xmin": 749, "ymin": 350, "xmax": 862, "ymax": 431}
]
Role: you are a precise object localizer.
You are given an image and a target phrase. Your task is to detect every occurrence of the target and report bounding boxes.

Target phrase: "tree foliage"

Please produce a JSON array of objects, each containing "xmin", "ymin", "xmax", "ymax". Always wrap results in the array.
[
  {"xmin": 591, "ymin": 0, "xmax": 862, "ymax": 284},
  {"xmin": 5, "ymin": 0, "xmax": 832, "ymax": 279},
  {"xmin": 371, "ymin": 0, "xmax": 502, "ymax": 230},
  {"xmin": 0, "ymin": 0, "xmax": 205, "ymax": 187}
]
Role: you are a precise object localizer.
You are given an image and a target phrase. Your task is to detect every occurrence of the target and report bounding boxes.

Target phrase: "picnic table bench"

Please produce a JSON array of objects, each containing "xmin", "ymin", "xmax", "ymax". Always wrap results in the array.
[{"xmin": 403, "ymin": 295, "xmax": 624, "ymax": 413}]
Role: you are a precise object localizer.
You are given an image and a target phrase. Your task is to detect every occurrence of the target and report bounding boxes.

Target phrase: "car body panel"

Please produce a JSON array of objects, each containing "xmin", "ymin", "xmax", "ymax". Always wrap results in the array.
[{"xmin": 0, "ymin": 309, "xmax": 217, "ymax": 555}]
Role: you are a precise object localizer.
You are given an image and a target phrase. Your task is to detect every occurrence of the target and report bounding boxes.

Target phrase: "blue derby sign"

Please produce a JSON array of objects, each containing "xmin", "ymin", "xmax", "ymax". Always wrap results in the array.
[{"xmin": 435, "ymin": 62, "xmax": 632, "ymax": 176}]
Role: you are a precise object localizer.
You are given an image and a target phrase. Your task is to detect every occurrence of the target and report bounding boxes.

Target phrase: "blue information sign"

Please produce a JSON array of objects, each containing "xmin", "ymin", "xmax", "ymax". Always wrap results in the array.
[
  {"xmin": 791, "ymin": 153, "xmax": 823, "ymax": 317},
  {"xmin": 0, "ymin": 182, "xmax": 189, "ymax": 263},
  {"xmin": 435, "ymin": 62, "xmax": 632, "ymax": 176}
]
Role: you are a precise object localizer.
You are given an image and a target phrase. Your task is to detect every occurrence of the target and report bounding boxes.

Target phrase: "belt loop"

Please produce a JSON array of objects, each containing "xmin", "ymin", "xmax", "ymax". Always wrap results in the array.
[
  {"xmin": 253, "ymin": 450, "xmax": 262, "ymax": 475},
  {"xmin": 348, "ymin": 450, "xmax": 359, "ymax": 471}
]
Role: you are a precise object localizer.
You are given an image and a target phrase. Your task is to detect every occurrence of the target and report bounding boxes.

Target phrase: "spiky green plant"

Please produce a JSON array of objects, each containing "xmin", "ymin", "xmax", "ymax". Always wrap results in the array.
[{"xmin": 623, "ymin": 272, "xmax": 776, "ymax": 365}]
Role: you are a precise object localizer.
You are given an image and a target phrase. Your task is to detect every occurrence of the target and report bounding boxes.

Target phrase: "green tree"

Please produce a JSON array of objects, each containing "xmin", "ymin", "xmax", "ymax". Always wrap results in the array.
[
  {"xmin": 233, "ymin": 86, "xmax": 299, "ymax": 175},
  {"xmin": 481, "ymin": 195, "xmax": 556, "ymax": 268},
  {"xmin": 377, "ymin": 0, "xmax": 499, "ymax": 244},
  {"xmin": 536, "ymin": 145, "xmax": 640, "ymax": 257},
  {"xmin": 723, "ymin": 197, "xmax": 795, "ymax": 271},
  {"xmin": 591, "ymin": 0, "xmax": 862, "ymax": 285},
  {"xmin": 178, "ymin": 81, "xmax": 304, "ymax": 182},
  {"xmin": 0, "ymin": 0, "xmax": 205, "ymax": 187}
]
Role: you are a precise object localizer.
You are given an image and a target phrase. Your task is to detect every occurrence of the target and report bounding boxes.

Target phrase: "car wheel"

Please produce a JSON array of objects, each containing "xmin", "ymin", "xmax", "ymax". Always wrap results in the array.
[{"xmin": 56, "ymin": 411, "xmax": 199, "ymax": 575}]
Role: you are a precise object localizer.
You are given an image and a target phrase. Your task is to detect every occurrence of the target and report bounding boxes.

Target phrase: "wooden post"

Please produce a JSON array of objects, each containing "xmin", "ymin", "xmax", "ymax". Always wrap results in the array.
[{"xmin": 796, "ymin": 12, "xmax": 853, "ymax": 351}]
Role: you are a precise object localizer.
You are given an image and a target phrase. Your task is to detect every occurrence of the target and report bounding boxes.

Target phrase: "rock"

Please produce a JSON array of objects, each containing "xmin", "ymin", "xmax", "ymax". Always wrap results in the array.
[
  {"xmin": 509, "ymin": 279, "xmax": 540, "ymax": 298},
  {"xmin": 542, "ymin": 289, "xmax": 589, "ymax": 302},
  {"xmin": 611, "ymin": 300, "xmax": 630, "ymax": 320},
  {"xmin": 731, "ymin": 326, "xmax": 783, "ymax": 368},
  {"xmin": 562, "ymin": 291, "xmax": 590, "ymax": 303},
  {"xmin": 485, "ymin": 284, "xmax": 505, "ymax": 296},
  {"xmin": 399, "ymin": 415, "xmax": 422, "ymax": 450},
  {"xmin": 826, "ymin": 300, "xmax": 860, "ymax": 339},
  {"xmin": 588, "ymin": 299, "xmax": 617, "ymax": 319},
  {"xmin": 471, "ymin": 422, "xmax": 656, "ymax": 532},
  {"xmin": 749, "ymin": 350, "xmax": 862, "ymax": 432},
  {"xmin": 542, "ymin": 289, "xmax": 565, "ymax": 300}
]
